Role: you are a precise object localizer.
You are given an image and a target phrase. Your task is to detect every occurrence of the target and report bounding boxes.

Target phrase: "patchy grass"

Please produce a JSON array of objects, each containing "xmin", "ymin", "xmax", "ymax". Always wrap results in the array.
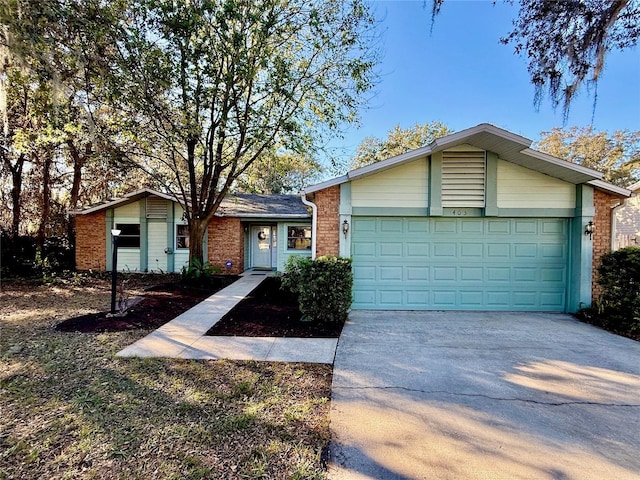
[{"xmin": 0, "ymin": 276, "xmax": 332, "ymax": 480}]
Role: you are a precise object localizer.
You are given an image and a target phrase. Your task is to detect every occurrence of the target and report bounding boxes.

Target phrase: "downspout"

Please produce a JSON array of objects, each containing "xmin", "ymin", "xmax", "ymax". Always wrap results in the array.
[
  {"xmin": 611, "ymin": 200, "xmax": 624, "ymax": 251},
  {"xmin": 300, "ymin": 192, "xmax": 317, "ymax": 259}
]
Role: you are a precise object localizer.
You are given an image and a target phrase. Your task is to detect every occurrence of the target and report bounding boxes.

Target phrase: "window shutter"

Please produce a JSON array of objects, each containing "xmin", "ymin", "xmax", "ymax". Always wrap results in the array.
[
  {"xmin": 146, "ymin": 197, "xmax": 168, "ymax": 219},
  {"xmin": 441, "ymin": 151, "xmax": 486, "ymax": 207}
]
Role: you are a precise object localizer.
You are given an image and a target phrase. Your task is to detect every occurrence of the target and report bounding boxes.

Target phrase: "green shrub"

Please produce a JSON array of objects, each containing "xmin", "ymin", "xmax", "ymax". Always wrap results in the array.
[
  {"xmin": 282, "ymin": 255, "xmax": 353, "ymax": 324},
  {"xmin": 181, "ymin": 258, "xmax": 223, "ymax": 287},
  {"xmin": 595, "ymin": 247, "xmax": 640, "ymax": 334}
]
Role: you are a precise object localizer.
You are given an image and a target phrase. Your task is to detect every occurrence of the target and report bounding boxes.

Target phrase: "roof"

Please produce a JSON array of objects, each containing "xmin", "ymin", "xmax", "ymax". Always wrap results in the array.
[
  {"xmin": 73, "ymin": 189, "xmax": 310, "ymax": 219},
  {"xmin": 216, "ymin": 194, "xmax": 310, "ymax": 218},
  {"xmin": 303, "ymin": 123, "xmax": 626, "ymax": 194},
  {"xmin": 627, "ymin": 181, "xmax": 640, "ymax": 193}
]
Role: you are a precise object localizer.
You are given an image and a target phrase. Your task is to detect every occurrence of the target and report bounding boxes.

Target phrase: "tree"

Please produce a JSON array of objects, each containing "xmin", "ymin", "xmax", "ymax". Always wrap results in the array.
[
  {"xmin": 104, "ymin": 0, "xmax": 378, "ymax": 265},
  {"xmin": 350, "ymin": 121, "xmax": 452, "ymax": 169},
  {"xmin": 431, "ymin": 0, "xmax": 640, "ymax": 116},
  {"xmin": 535, "ymin": 126, "xmax": 640, "ymax": 186},
  {"xmin": 235, "ymin": 149, "xmax": 322, "ymax": 194}
]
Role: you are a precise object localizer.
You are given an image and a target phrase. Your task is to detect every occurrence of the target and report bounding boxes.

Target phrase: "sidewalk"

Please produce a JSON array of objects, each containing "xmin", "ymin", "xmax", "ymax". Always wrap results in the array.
[{"xmin": 116, "ymin": 271, "xmax": 338, "ymax": 364}]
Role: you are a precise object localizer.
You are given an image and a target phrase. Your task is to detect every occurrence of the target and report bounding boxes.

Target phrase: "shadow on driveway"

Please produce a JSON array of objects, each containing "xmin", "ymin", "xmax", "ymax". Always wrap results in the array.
[{"xmin": 329, "ymin": 311, "xmax": 640, "ymax": 480}]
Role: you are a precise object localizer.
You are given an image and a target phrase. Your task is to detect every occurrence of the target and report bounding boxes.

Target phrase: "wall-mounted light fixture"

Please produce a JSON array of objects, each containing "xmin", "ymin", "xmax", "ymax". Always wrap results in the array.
[
  {"xmin": 342, "ymin": 219, "xmax": 349, "ymax": 238},
  {"xmin": 584, "ymin": 220, "xmax": 595, "ymax": 239}
]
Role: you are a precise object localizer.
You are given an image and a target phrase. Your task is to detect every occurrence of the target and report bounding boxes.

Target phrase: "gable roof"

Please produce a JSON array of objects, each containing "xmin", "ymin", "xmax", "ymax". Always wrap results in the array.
[
  {"xmin": 303, "ymin": 123, "xmax": 629, "ymax": 197},
  {"xmin": 73, "ymin": 188, "xmax": 310, "ymax": 219}
]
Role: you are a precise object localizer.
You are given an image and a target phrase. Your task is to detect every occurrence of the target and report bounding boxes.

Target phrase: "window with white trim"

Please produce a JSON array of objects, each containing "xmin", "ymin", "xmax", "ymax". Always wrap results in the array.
[
  {"xmin": 176, "ymin": 224, "xmax": 189, "ymax": 249},
  {"xmin": 287, "ymin": 226, "xmax": 312, "ymax": 250}
]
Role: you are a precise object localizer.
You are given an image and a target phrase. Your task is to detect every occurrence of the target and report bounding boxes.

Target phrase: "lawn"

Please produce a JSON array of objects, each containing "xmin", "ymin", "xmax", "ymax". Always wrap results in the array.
[{"xmin": 0, "ymin": 275, "xmax": 332, "ymax": 480}]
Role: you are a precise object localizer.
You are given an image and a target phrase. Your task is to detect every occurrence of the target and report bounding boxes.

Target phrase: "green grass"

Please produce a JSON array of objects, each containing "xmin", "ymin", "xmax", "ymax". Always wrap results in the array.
[{"xmin": 0, "ymin": 279, "xmax": 332, "ymax": 480}]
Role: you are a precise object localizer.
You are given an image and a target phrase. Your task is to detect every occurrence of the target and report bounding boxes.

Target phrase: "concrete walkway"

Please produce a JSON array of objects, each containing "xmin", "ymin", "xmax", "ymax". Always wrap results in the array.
[{"xmin": 116, "ymin": 272, "xmax": 338, "ymax": 364}]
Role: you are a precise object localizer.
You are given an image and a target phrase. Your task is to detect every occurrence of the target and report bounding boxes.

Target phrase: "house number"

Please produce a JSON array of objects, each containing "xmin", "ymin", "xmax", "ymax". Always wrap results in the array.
[{"xmin": 452, "ymin": 209, "xmax": 468, "ymax": 216}]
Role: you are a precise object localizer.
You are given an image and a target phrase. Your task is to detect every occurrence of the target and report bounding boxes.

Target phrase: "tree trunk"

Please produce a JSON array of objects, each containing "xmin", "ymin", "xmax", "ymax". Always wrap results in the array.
[
  {"xmin": 66, "ymin": 140, "xmax": 90, "ymax": 249},
  {"xmin": 36, "ymin": 151, "xmax": 52, "ymax": 249},
  {"xmin": 188, "ymin": 218, "xmax": 208, "ymax": 266},
  {"xmin": 9, "ymin": 155, "xmax": 25, "ymax": 240}
]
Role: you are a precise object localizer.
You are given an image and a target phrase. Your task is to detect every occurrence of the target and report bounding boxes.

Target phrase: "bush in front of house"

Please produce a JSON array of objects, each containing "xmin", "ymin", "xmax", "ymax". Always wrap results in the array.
[
  {"xmin": 595, "ymin": 246, "xmax": 640, "ymax": 334},
  {"xmin": 282, "ymin": 255, "xmax": 353, "ymax": 324}
]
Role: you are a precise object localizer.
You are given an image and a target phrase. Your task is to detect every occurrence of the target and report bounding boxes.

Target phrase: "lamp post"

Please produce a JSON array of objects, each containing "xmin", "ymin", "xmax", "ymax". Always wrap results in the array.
[{"xmin": 110, "ymin": 229, "xmax": 121, "ymax": 314}]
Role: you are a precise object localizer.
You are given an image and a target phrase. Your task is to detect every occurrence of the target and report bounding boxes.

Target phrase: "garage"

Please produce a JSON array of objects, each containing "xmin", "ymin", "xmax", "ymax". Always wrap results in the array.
[{"xmin": 351, "ymin": 216, "xmax": 568, "ymax": 311}]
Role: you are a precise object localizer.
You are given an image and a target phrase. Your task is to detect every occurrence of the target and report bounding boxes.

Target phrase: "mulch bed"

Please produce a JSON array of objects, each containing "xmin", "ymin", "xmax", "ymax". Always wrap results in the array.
[
  {"xmin": 55, "ymin": 277, "xmax": 238, "ymax": 333},
  {"xmin": 205, "ymin": 277, "xmax": 344, "ymax": 338}
]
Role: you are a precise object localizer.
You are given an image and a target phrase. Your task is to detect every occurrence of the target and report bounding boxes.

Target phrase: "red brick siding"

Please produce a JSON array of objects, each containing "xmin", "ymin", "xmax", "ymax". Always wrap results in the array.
[
  {"xmin": 314, "ymin": 186, "xmax": 340, "ymax": 257},
  {"xmin": 207, "ymin": 217, "xmax": 245, "ymax": 274},
  {"xmin": 75, "ymin": 212, "xmax": 106, "ymax": 271},
  {"xmin": 592, "ymin": 189, "xmax": 620, "ymax": 301}
]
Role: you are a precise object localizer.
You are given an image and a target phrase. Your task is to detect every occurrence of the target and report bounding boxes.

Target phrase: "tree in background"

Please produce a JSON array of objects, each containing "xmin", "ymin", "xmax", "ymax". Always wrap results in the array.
[
  {"xmin": 535, "ymin": 126, "xmax": 640, "ymax": 187},
  {"xmin": 235, "ymin": 149, "xmax": 322, "ymax": 194},
  {"xmin": 432, "ymin": 0, "xmax": 640, "ymax": 117},
  {"xmin": 350, "ymin": 121, "xmax": 452, "ymax": 169}
]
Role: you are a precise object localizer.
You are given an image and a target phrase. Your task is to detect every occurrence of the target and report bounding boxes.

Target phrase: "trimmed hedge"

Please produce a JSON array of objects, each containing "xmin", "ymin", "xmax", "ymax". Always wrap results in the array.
[
  {"xmin": 281, "ymin": 255, "xmax": 353, "ymax": 324},
  {"xmin": 595, "ymin": 247, "xmax": 640, "ymax": 334}
]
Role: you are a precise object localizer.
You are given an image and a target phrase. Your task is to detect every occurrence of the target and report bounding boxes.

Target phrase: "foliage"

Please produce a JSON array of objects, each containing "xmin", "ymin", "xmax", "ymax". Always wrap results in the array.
[
  {"xmin": 535, "ymin": 127, "xmax": 640, "ymax": 186},
  {"xmin": 594, "ymin": 247, "xmax": 640, "ymax": 334},
  {"xmin": 1, "ymin": 230, "xmax": 73, "ymax": 279},
  {"xmin": 235, "ymin": 149, "xmax": 323, "ymax": 194},
  {"xmin": 181, "ymin": 258, "xmax": 224, "ymax": 287},
  {"xmin": 350, "ymin": 121, "xmax": 452, "ymax": 169},
  {"xmin": 432, "ymin": 0, "xmax": 640, "ymax": 116},
  {"xmin": 100, "ymin": 0, "xmax": 379, "ymax": 265},
  {"xmin": 282, "ymin": 255, "xmax": 353, "ymax": 324}
]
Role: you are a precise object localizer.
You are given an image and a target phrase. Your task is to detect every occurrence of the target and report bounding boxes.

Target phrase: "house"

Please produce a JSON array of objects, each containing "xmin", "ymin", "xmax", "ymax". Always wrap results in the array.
[
  {"xmin": 74, "ymin": 191, "xmax": 312, "ymax": 275},
  {"xmin": 301, "ymin": 123, "xmax": 630, "ymax": 313},
  {"xmin": 613, "ymin": 181, "xmax": 640, "ymax": 249},
  {"xmin": 74, "ymin": 123, "xmax": 631, "ymax": 313}
]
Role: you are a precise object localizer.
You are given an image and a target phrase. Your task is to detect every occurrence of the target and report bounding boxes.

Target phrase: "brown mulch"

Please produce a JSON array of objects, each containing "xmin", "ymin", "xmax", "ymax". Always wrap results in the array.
[
  {"xmin": 205, "ymin": 276, "xmax": 345, "ymax": 338},
  {"xmin": 55, "ymin": 277, "xmax": 238, "ymax": 333}
]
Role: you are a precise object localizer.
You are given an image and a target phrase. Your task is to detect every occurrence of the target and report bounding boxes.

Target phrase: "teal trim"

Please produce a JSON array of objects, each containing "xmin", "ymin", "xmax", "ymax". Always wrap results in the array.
[
  {"xmin": 567, "ymin": 216, "xmax": 593, "ymax": 312},
  {"xmin": 105, "ymin": 209, "xmax": 114, "ymax": 271},
  {"xmin": 340, "ymin": 183, "xmax": 352, "ymax": 215},
  {"xmin": 494, "ymin": 208, "xmax": 576, "ymax": 218},
  {"xmin": 429, "ymin": 153, "xmax": 442, "ymax": 216},
  {"xmin": 566, "ymin": 185, "xmax": 595, "ymax": 312},
  {"xmin": 166, "ymin": 202, "xmax": 175, "ymax": 272},
  {"xmin": 352, "ymin": 207, "xmax": 429, "ymax": 216},
  {"xmin": 485, "ymin": 152, "xmax": 499, "ymax": 216},
  {"xmin": 243, "ymin": 224, "xmax": 250, "ymax": 270},
  {"xmin": 139, "ymin": 201, "xmax": 148, "ymax": 272},
  {"xmin": 442, "ymin": 208, "xmax": 483, "ymax": 217}
]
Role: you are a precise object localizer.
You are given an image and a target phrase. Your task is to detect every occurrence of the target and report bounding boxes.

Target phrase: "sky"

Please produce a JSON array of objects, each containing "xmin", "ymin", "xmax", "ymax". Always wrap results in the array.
[{"xmin": 328, "ymin": 0, "xmax": 640, "ymax": 165}]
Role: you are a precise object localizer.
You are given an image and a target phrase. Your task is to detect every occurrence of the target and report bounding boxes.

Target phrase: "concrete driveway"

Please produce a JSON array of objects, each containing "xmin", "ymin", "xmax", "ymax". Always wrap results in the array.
[{"xmin": 329, "ymin": 311, "xmax": 640, "ymax": 480}]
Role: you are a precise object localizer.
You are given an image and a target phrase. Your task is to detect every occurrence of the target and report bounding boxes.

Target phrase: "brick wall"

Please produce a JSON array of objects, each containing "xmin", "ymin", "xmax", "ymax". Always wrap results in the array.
[
  {"xmin": 592, "ymin": 189, "xmax": 621, "ymax": 301},
  {"xmin": 314, "ymin": 186, "xmax": 340, "ymax": 257},
  {"xmin": 75, "ymin": 211, "xmax": 106, "ymax": 270},
  {"xmin": 207, "ymin": 217, "xmax": 245, "ymax": 275}
]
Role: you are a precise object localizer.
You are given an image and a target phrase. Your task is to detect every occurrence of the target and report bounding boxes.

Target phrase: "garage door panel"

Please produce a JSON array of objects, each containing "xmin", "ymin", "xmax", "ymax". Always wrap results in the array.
[{"xmin": 352, "ymin": 217, "xmax": 567, "ymax": 311}]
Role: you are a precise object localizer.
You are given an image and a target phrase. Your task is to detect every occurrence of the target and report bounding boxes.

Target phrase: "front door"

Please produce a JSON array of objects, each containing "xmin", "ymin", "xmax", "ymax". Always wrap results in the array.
[{"xmin": 251, "ymin": 226, "xmax": 273, "ymax": 269}]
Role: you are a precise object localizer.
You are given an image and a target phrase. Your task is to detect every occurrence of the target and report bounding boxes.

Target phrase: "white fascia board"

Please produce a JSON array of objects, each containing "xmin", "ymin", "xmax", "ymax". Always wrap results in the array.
[
  {"xmin": 588, "ymin": 180, "xmax": 632, "ymax": 197},
  {"xmin": 302, "ymin": 175, "xmax": 349, "ymax": 194},
  {"xmin": 627, "ymin": 181, "xmax": 640, "ymax": 192},
  {"xmin": 347, "ymin": 146, "xmax": 432, "ymax": 181},
  {"xmin": 520, "ymin": 148, "xmax": 604, "ymax": 179},
  {"xmin": 430, "ymin": 123, "xmax": 533, "ymax": 150}
]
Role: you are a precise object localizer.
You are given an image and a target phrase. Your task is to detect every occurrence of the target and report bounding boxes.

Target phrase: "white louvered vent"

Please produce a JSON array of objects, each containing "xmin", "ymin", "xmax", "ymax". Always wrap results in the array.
[
  {"xmin": 441, "ymin": 150, "xmax": 486, "ymax": 207},
  {"xmin": 146, "ymin": 196, "xmax": 168, "ymax": 219}
]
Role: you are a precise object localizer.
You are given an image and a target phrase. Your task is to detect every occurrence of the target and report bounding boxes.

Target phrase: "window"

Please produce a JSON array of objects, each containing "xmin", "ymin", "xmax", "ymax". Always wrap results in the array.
[
  {"xmin": 176, "ymin": 224, "xmax": 189, "ymax": 249},
  {"xmin": 287, "ymin": 226, "xmax": 312, "ymax": 250},
  {"xmin": 116, "ymin": 223, "xmax": 140, "ymax": 248}
]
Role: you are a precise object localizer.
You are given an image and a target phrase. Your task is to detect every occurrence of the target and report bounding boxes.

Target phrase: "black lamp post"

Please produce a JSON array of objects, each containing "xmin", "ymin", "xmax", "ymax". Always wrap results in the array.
[{"xmin": 110, "ymin": 229, "xmax": 121, "ymax": 314}]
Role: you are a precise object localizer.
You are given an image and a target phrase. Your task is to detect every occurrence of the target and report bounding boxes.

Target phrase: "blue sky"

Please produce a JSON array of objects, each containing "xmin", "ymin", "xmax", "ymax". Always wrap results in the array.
[{"xmin": 328, "ymin": 0, "xmax": 640, "ymax": 163}]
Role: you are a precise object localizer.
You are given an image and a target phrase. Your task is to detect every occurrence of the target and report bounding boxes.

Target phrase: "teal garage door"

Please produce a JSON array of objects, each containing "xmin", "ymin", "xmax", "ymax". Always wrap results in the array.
[{"xmin": 351, "ymin": 217, "xmax": 568, "ymax": 311}]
